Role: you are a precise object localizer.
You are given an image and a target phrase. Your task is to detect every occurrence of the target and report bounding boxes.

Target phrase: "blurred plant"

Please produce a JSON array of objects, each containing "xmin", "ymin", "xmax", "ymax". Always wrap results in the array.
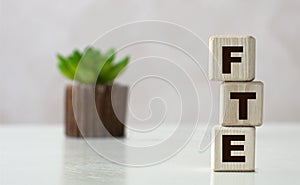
[{"xmin": 56, "ymin": 47, "xmax": 129, "ymax": 84}]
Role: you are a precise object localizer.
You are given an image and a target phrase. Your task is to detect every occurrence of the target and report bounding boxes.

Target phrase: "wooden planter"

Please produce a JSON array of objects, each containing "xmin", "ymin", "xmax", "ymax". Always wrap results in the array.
[{"xmin": 65, "ymin": 83, "xmax": 128, "ymax": 137}]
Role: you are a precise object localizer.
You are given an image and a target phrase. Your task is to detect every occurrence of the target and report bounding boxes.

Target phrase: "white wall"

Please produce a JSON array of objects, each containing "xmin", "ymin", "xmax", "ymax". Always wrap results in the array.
[{"xmin": 1, "ymin": 0, "xmax": 299, "ymax": 124}]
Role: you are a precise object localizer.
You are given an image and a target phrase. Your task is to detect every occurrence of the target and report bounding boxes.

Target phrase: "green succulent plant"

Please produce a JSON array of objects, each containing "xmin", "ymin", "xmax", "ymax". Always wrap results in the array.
[{"xmin": 57, "ymin": 47, "xmax": 129, "ymax": 84}]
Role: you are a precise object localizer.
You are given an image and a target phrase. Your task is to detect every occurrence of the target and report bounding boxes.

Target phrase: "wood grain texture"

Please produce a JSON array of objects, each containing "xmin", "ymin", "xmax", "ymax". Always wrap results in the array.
[
  {"xmin": 101, "ymin": 85, "xmax": 127, "ymax": 137},
  {"xmin": 65, "ymin": 83, "xmax": 128, "ymax": 137},
  {"xmin": 65, "ymin": 85, "xmax": 80, "ymax": 137},
  {"xmin": 212, "ymin": 126, "xmax": 255, "ymax": 172},
  {"xmin": 220, "ymin": 81, "xmax": 264, "ymax": 127},
  {"xmin": 209, "ymin": 35, "xmax": 256, "ymax": 81},
  {"xmin": 94, "ymin": 85, "xmax": 107, "ymax": 137}
]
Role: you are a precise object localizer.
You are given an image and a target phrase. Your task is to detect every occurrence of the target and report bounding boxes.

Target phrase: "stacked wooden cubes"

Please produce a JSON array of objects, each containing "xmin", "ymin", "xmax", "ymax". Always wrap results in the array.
[{"xmin": 209, "ymin": 36, "xmax": 264, "ymax": 172}]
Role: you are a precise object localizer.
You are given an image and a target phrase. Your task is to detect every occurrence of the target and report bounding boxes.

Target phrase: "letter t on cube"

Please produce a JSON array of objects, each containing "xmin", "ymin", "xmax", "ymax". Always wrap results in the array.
[{"xmin": 220, "ymin": 81, "xmax": 264, "ymax": 127}]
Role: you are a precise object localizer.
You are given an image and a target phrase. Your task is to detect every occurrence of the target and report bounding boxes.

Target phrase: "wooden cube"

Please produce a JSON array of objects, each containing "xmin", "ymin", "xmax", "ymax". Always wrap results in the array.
[
  {"xmin": 220, "ymin": 81, "xmax": 263, "ymax": 127},
  {"xmin": 209, "ymin": 36, "xmax": 256, "ymax": 81},
  {"xmin": 212, "ymin": 126, "xmax": 255, "ymax": 172}
]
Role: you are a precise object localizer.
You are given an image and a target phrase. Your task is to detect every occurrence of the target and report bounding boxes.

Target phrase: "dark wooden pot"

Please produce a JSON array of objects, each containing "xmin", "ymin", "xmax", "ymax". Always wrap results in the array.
[{"xmin": 65, "ymin": 83, "xmax": 128, "ymax": 137}]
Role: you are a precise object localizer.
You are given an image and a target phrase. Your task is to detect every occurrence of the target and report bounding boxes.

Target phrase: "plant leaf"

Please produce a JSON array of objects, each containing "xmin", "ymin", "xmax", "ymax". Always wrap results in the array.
[
  {"xmin": 81, "ymin": 47, "xmax": 104, "ymax": 69},
  {"xmin": 68, "ymin": 50, "xmax": 81, "ymax": 69},
  {"xmin": 104, "ymin": 48, "xmax": 116, "ymax": 64},
  {"xmin": 76, "ymin": 66, "xmax": 98, "ymax": 84},
  {"xmin": 100, "ymin": 56, "xmax": 129, "ymax": 84},
  {"xmin": 57, "ymin": 54, "xmax": 74, "ymax": 79},
  {"xmin": 97, "ymin": 49, "xmax": 117, "ymax": 83},
  {"xmin": 56, "ymin": 47, "xmax": 130, "ymax": 84}
]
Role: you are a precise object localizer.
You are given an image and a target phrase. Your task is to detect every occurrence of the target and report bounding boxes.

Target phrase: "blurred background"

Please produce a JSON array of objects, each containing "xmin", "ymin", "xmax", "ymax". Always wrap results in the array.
[{"xmin": 1, "ymin": 0, "xmax": 299, "ymax": 124}]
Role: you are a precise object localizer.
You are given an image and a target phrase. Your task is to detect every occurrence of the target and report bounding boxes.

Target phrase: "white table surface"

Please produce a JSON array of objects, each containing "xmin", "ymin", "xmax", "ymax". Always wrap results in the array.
[{"xmin": 0, "ymin": 123, "xmax": 299, "ymax": 185}]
